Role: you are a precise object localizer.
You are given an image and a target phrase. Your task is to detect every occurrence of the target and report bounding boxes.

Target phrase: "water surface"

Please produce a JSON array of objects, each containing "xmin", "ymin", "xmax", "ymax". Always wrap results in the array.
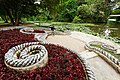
[{"xmin": 89, "ymin": 23, "xmax": 120, "ymax": 38}]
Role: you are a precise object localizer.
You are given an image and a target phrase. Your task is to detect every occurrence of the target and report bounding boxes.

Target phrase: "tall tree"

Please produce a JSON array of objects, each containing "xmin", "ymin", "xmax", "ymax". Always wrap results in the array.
[
  {"xmin": 0, "ymin": 2, "xmax": 8, "ymax": 23},
  {"xmin": 40, "ymin": 0, "xmax": 68, "ymax": 19},
  {"xmin": 0, "ymin": 0, "xmax": 64, "ymax": 25},
  {"xmin": 74, "ymin": 0, "xmax": 115, "ymax": 23},
  {"xmin": 0, "ymin": 0, "xmax": 39, "ymax": 25}
]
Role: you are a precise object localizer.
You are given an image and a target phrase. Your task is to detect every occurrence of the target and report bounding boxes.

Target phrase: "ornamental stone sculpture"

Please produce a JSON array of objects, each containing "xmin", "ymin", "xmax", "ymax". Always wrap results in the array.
[{"xmin": 4, "ymin": 42, "xmax": 48, "ymax": 71}]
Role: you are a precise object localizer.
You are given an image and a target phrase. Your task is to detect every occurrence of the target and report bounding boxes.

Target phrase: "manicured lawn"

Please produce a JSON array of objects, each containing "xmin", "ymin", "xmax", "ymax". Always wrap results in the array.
[{"xmin": 0, "ymin": 21, "xmax": 4, "ymax": 24}]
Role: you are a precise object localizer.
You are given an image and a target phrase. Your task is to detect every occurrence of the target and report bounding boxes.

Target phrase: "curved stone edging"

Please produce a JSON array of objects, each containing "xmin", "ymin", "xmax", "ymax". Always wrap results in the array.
[
  {"xmin": 34, "ymin": 33, "xmax": 48, "ymax": 43},
  {"xmin": 101, "ymin": 43, "xmax": 117, "ymax": 52},
  {"xmin": 0, "ymin": 26, "xmax": 26, "ymax": 31},
  {"xmin": 20, "ymin": 27, "xmax": 48, "ymax": 43},
  {"xmin": 0, "ymin": 26, "xmax": 48, "ymax": 43},
  {"xmin": 69, "ymin": 49, "xmax": 96, "ymax": 80},
  {"xmin": 4, "ymin": 42, "xmax": 48, "ymax": 71},
  {"xmin": 20, "ymin": 27, "xmax": 36, "ymax": 34},
  {"xmin": 85, "ymin": 41, "xmax": 120, "ymax": 73}
]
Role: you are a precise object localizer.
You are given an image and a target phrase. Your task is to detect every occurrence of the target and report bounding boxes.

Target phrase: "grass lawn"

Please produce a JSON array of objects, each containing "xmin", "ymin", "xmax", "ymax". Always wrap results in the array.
[{"xmin": 0, "ymin": 21, "xmax": 5, "ymax": 24}]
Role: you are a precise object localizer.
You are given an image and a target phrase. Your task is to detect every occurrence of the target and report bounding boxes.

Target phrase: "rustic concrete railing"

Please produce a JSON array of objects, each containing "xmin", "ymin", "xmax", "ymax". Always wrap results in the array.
[{"xmin": 85, "ymin": 41, "xmax": 120, "ymax": 73}]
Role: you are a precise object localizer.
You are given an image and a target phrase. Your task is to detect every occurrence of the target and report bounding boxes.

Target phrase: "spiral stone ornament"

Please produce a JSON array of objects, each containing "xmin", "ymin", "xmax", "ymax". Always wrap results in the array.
[{"xmin": 4, "ymin": 42, "xmax": 48, "ymax": 71}]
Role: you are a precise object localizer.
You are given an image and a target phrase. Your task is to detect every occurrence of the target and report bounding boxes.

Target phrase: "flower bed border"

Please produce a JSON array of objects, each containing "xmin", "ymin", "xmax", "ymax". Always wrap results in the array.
[
  {"xmin": 85, "ymin": 41, "xmax": 120, "ymax": 73},
  {"xmin": 19, "ymin": 27, "xmax": 45, "ymax": 35},
  {"xmin": 68, "ymin": 49, "xmax": 96, "ymax": 80},
  {"xmin": 20, "ymin": 27, "xmax": 48, "ymax": 43},
  {"xmin": 0, "ymin": 26, "xmax": 48, "ymax": 43}
]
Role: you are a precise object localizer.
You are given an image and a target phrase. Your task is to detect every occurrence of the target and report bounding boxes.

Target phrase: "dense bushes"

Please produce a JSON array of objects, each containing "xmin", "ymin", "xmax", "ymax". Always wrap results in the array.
[
  {"xmin": 46, "ymin": 0, "xmax": 112, "ymax": 23},
  {"xmin": 74, "ymin": 4, "xmax": 95, "ymax": 23},
  {"xmin": 55, "ymin": 0, "xmax": 78, "ymax": 22},
  {"xmin": 73, "ymin": 16, "xmax": 84, "ymax": 23},
  {"xmin": 73, "ymin": 0, "xmax": 110, "ymax": 23},
  {"xmin": 112, "ymin": 9, "xmax": 120, "ymax": 15}
]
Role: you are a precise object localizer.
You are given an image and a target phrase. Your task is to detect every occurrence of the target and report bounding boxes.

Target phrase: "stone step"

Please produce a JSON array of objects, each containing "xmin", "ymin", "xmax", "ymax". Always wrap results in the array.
[
  {"xmin": 79, "ymin": 51, "xmax": 98, "ymax": 60},
  {"xmin": 79, "ymin": 50, "xmax": 89, "ymax": 54}
]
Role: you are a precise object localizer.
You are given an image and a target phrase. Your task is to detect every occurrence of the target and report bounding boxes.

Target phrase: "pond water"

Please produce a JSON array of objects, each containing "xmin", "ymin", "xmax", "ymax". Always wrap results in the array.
[{"xmin": 89, "ymin": 23, "xmax": 120, "ymax": 38}]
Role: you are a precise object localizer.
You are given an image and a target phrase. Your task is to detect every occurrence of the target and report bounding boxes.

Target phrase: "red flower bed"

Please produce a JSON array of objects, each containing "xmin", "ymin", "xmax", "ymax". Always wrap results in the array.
[{"xmin": 0, "ymin": 29, "xmax": 86, "ymax": 80}]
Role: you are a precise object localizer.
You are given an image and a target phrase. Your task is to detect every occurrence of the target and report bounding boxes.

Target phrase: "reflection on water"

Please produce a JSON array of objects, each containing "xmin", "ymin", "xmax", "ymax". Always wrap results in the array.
[{"xmin": 89, "ymin": 23, "xmax": 120, "ymax": 38}]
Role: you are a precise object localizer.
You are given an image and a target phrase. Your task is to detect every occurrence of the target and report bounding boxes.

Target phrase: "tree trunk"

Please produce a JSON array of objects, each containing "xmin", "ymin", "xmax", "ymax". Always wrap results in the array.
[
  {"xmin": 15, "ymin": 18, "xmax": 19, "ymax": 26},
  {"xmin": 10, "ymin": 18, "xmax": 15, "ymax": 25},
  {"xmin": 4, "ymin": 16, "xmax": 8, "ymax": 23},
  {"xmin": 4, "ymin": 20, "xmax": 8, "ymax": 23},
  {"xmin": 4, "ymin": 7, "xmax": 15, "ymax": 25}
]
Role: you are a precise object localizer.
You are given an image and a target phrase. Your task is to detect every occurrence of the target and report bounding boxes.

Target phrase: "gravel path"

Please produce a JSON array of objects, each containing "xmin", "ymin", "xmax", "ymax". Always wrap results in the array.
[{"xmin": 46, "ymin": 31, "xmax": 120, "ymax": 80}]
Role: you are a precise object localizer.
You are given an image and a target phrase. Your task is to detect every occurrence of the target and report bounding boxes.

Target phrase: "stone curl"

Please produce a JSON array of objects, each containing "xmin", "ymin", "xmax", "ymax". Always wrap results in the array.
[{"xmin": 4, "ymin": 42, "xmax": 48, "ymax": 70}]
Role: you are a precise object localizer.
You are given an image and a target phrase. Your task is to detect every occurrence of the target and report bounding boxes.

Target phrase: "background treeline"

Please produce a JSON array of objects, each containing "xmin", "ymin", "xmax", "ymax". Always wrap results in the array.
[
  {"xmin": 0, "ymin": 0, "xmax": 120, "ymax": 25},
  {"xmin": 30, "ymin": 0, "xmax": 120, "ymax": 23}
]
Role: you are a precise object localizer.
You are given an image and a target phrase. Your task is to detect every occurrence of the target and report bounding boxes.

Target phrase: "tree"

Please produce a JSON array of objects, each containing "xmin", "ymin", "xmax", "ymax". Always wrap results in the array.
[
  {"xmin": 0, "ymin": 0, "xmax": 39, "ymax": 25},
  {"xmin": 0, "ymin": 3, "xmax": 8, "ymax": 23},
  {"xmin": 61, "ymin": 0, "xmax": 78, "ymax": 22},
  {"xmin": 39, "ymin": 0, "xmax": 68, "ymax": 20},
  {"xmin": 73, "ymin": 0, "xmax": 114, "ymax": 23},
  {"xmin": 53, "ymin": 0, "xmax": 78, "ymax": 22},
  {"xmin": 0, "ymin": 0, "xmax": 64, "ymax": 25}
]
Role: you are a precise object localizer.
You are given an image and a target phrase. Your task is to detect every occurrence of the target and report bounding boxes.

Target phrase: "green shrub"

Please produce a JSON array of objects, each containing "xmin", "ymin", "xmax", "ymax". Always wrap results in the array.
[
  {"xmin": 0, "ymin": 17, "xmax": 3, "ymax": 21},
  {"xmin": 112, "ymin": 9, "xmax": 120, "ymax": 14},
  {"xmin": 73, "ymin": 16, "xmax": 84, "ymax": 23},
  {"xmin": 56, "ymin": 0, "xmax": 78, "ymax": 22}
]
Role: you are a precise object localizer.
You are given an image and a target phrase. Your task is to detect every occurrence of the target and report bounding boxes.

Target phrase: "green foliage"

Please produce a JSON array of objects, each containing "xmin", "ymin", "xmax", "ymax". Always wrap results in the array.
[
  {"xmin": 41, "ymin": 0, "xmax": 61, "ymax": 14},
  {"xmin": 27, "ymin": 15, "xmax": 48, "ymax": 21},
  {"xmin": 112, "ymin": 8, "xmax": 120, "ymax": 14},
  {"xmin": 73, "ymin": 16, "xmax": 83, "ymax": 23},
  {"xmin": 41, "ymin": 0, "xmax": 66, "ymax": 19},
  {"xmin": 74, "ymin": 0, "xmax": 110, "ymax": 23},
  {"xmin": 39, "ymin": 0, "xmax": 111, "ymax": 23},
  {"xmin": 56, "ymin": 0, "xmax": 78, "ymax": 22},
  {"xmin": 0, "ymin": 0, "xmax": 115, "ymax": 24},
  {"xmin": 0, "ymin": 0, "xmax": 64, "ymax": 25},
  {"xmin": 77, "ymin": 4, "xmax": 95, "ymax": 22},
  {"xmin": 0, "ymin": 17, "xmax": 3, "ymax": 21},
  {"xmin": 0, "ymin": 0, "xmax": 39, "ymax": 25},
  {"xmin": 77, "ymin": 0, "xmax": 86, "ymax": 5}
]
